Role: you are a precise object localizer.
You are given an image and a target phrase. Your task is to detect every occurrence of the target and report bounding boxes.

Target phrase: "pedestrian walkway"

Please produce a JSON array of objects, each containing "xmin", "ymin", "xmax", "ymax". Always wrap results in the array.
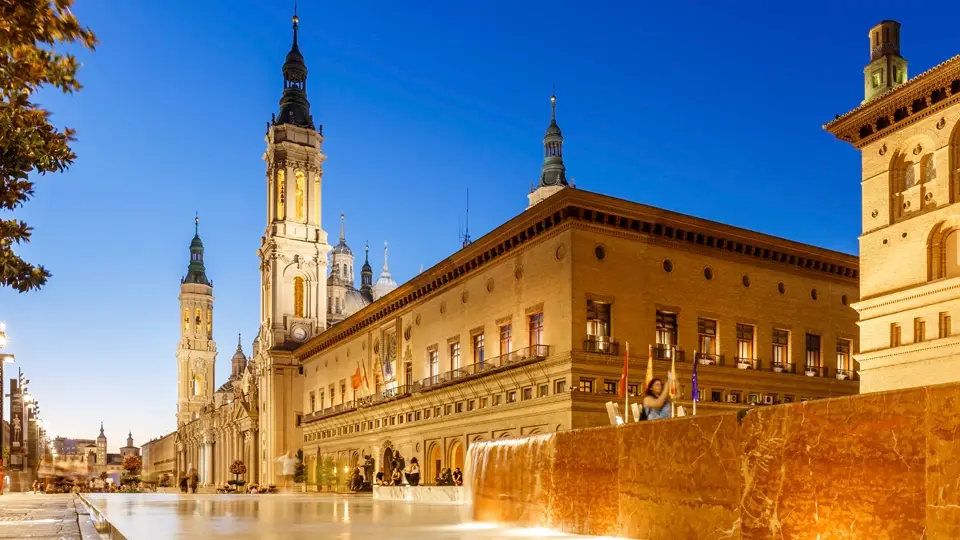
[{"xmin": 0, "ymin": 493, "xmax": 95, "ymax": 539}]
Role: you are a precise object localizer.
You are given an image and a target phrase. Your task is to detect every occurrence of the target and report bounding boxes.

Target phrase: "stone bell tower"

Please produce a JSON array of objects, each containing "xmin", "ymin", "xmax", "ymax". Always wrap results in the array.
[
  {"xmin": 177, "ymin": 217, "xmax": 217, "ymax": 426},
  {"xmin": 528, "ymin": 92, "xmax": 570, "ymax": 207},
  {"xmin": 254, "ymin": 11, "xmax": 330, "ymax": 484},
  {"xmin": 862, "ymin": 20, "xmax": 908, "ymax": 104}
]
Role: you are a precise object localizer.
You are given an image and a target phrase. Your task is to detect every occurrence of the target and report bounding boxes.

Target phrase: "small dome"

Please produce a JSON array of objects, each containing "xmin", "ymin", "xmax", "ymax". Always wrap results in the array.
[
  {"xmin": 373, "ymin": 274, "xmax": 398, "ymax": 301},
  {"xmin": 190, "ymin": 234, "xmax": 204, "ymax": 249},
  {"xmin": 545, "ymin": 120, "xmax": 562, "ymax": 137},
  {"xmin": 343, "ymin": 288, "xmax": 371, "ymax": 315},
  {"xmin": 333, "ymin": 241, "xmax": 353, "ymax": 256},
  {"xmin": 231, "ymin": 347, "xmax": 247, "ymax": 364}
]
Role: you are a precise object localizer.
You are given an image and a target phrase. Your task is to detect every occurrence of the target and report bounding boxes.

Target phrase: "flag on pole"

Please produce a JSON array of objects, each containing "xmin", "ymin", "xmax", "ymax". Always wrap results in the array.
[
  {"xmin": 618, "ymin": 342, "xmax": 629, "ymax": 400},
  {"xmin": 644, "ymin": 344, "xmax": 654, "ymax": 394},
  {"xmin": 360, "ymin": 359, "xmax": 371, "ymax": 394},
  {"xmin": 692, "ymin": 355, "xmax": 699, "ymax": 416},
  {"xmin": 351, "ymin": 366, "xmax": 361, "ymax": 390}
]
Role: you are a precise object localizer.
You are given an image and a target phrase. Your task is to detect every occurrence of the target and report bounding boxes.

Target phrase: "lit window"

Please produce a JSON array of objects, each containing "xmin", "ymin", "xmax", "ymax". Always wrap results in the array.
[
  {"xmin": 428, "ymin": 349, "xmax": 439, "ymax": 378},
  {"xmin": 736, "ymin": 324, "xmax": 754, "ymax": 360},
  {"xmin": 579, "ymin": 378, "xmax": 594, "ymax": 393},
  {"xmin": 603, "ymin": 380, "xmax": 617, "ymax": 395},
  {"xmin": 772, "ymin": 329, "xmax": 790, "ymax": 367},
  {"xmin": 449, "ymin": 342, "xmax": 461, "ymax": 371},
  {"xmin": 507, "ymin": 390, "xmax": 517, "ymax": 403},
  {"xmin": 656, "ymin": 311, "xmax": 677, "ymax": 346},
  {"xmin": 473, "ymin": 333, "xmax": 485, "ymax": 365},
  {"xmin": 529, "ymin": 313, "xmax": 544, "ymax": 347},
  {"xmin": 697, "ymin": 318, "xmax": 717, "ymax": 355},
  {"xmin": 872, "ymin": 70, "xmax": 882, "ymax": 88},
  {"xmin": 836, "ymin": 339, "xmax": 852, "ymax": 372},
  {"xmin": 586, "ymin": 300, "xmax": 611, "ymax": 337},
  {"xmin": 805, "ymin": 334, "xmax": 821, "ymax": 367},
  {"xmin": 294, "ymin": 277, "xmax": 305, "ymax": 318}
]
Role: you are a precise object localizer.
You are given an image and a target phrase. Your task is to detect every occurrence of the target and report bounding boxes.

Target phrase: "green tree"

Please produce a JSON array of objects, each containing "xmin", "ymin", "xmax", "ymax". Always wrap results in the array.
[
  {"xmin": 1, "ymin": 0, "xmax": 97, "ymax": 292},
  {"xmin": 293, "ymin": 449, "xmax": 306, "ymax": 483}
]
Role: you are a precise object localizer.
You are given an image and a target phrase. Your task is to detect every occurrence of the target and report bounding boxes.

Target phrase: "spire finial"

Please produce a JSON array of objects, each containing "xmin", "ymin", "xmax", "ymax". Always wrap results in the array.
[
  {"xmin": 383, "ymin": 241, "xmax": 389, "ymax": 272},
  {"xmin": 237, "ymin": 332, "xmax": 242, "ymax": 349},
  {"xmin": 194, "ymin": 212, "xmax": 199, "ymax": 236},
  {"xmin": 461, "ymin": 189, "xmax": 471, "ymax": 248},
  {"xmin": 550, "ymin": 87, "xmax": 557, "ymax": 122},
  {"xmin": 292, "ymin": 3, "xmax": 299, "ymax": 48},
  {"xmin": 365, "ymin": 241, "xmax": 369, "ymax": 263},
  {"xmin": 340, "ymin": 212, "xmax": 345, "ymax": 243}
]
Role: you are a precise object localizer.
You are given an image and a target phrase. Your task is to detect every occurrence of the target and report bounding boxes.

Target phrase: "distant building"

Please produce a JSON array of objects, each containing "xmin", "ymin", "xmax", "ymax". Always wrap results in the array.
[
  {"xmin": 49, "ymin": 424, "xmax": 138, "ymax": 481},
  {"xmin": 825, "ymin": 21, "xmax": 960, "ymax": 392}
]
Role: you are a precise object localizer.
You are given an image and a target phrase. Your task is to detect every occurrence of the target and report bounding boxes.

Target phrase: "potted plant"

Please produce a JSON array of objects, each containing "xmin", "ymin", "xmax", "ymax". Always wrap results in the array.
[
  {"xmin": 230, "ymin": 460, "xmax": 247, "ymax": 490},
  {"xmin": 318, "ymin": 455, "xmax": 335, "ymax": 492},
  {"xmin": 294, "ymin": 450, "xmax": 307, "ymax": 492}
]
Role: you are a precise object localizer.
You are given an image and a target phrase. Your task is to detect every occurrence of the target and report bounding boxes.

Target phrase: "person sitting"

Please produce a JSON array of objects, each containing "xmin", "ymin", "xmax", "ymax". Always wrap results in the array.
[
  {"xmin": 452, "ymin": 467, "xmax": 463, "ymax": 486},
  {"xmin": 350, "ymin": 468, "xmax": 362, "ymax": 491},
  {"xmin": 407, "ymin": 458, "xmax": 421, "ymax": 486},
  {"xmin": 391, "ymin": 467, "xmax": 402, "ymax": 486},
  {"xmin": 375, "ymin": 471, "xmax": 384, "ymax": 486}
]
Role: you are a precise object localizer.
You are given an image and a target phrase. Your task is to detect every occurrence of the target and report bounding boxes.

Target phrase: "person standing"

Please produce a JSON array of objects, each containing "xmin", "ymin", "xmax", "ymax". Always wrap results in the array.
[
  {"xmin": 642, "ymin": 374, "xmax": 674, "ymax": 420},
  {"xmin": 189, "ymin": 468, "xmax": 199, "ymax": 494}
]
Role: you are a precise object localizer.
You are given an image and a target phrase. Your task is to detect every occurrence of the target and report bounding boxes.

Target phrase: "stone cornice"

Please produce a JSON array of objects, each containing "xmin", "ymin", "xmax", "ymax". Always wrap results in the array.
[
  {"xmin": 824, "ymin": 55, "xmax": 960, "ymax": 148},
  {"xmin": 295, "ymin": 189, "xmax": 857, "ymax": 361},
  {"xmin": 853, "ymin": 276, "xmax": 960, "ymax": 316}
]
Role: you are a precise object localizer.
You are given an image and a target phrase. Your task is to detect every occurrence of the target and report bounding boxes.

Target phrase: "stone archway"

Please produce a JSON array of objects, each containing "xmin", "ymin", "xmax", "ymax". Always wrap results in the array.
[
  {"xmin": 426, "ymin": 442, "xmax": 442, "ymax": 484},
  {"xmin": 381, "ymin": 447, "xmax": 394, "ymax": 475},
  {"xmin": 448, "ymin": 440, "xmax": 464, "ymax": 471}
]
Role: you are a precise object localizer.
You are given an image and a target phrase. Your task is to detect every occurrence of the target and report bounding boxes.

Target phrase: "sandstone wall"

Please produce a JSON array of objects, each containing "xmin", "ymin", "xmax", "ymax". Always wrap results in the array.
[{"xmin": 468, "ymin": 381, "xmax": 960, "ymax": 539}]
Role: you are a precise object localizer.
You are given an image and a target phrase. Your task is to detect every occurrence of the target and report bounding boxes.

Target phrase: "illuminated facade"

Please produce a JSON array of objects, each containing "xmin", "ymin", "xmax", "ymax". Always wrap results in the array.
[
  {"xmin": 825, "ymin": 21, "xmax": 960, "ymax": 392},
  {"xmin": 296, "ymin": 96, "xmax": 862, "ymax": 488}
]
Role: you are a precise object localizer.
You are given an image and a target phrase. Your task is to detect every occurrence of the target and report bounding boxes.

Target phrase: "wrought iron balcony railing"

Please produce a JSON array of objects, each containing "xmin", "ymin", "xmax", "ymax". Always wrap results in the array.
[
  {"xmin": 653, "ymin": 344, "xmax": 685, "ymax": 362},
  {"xmin": 834, "ymin": 368, "xmax": 858, "ymax": 381},
  {"xmin": 770, "ymin": 361, "xmax": 795, "ymax": 374},
  {"xmin": 733, "ymin": 357, "xmax": 761, "ymax": 370},
  {"xmin": 695, "ymin": 352, "xmax": 724, "ymax": 366},
  {"xmin": 413, "ymin": 344, "xmax": 550, "ymax": 394},
  {"xmin": 803, "ymin": 365, "xmax": 829, "ymax": 378},
  {"xmin": 583, "ymin": 336, "xmax": 620, "ymax": 355}
]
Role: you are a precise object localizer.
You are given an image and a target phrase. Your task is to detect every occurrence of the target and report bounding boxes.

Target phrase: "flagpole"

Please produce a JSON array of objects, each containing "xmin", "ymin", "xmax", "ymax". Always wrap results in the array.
[{"xmin": 624, "ymin": 341, "xmax": 629, "ymax": 423}]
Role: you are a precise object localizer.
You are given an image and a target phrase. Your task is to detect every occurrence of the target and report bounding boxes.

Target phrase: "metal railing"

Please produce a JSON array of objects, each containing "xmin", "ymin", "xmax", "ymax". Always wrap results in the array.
[
  {"xmin": 583, "ymin": 336, "xmax": 620, "ymax": 355},
  {"xmin": 653, "ymin": 344, "xmax": 685, "ymax": 362},
  {"xmin": 733, "ymin": 357, "xmax": 761, "ymax": 370},
  {"xmin": 413, "ymin": 344, "xmax": 550, "ymax": 393},
  {"xmin": 802, "ymin": 365, "xmax": 829, "ymax": 378},
  {"xmin": 695, "ymin": 352, "xmax": 724, "ymax": 366},
  {"xmin": 834, "ymin": 368, "xmax": 858, "ymax": 381},
  {"xmin": 769, "ymin": 361, "xmax": 795, "ymax": 374}
]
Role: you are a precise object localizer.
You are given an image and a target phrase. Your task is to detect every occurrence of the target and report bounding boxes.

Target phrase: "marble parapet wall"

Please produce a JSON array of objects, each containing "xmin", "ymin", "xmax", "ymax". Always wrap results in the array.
[
  {"xmin": 373, "ymin": 485, "xmax": 465, "ymax": 504},
  {"xmin": 467, "ymin": 381, "xmax": 960, "ymax": 539}
]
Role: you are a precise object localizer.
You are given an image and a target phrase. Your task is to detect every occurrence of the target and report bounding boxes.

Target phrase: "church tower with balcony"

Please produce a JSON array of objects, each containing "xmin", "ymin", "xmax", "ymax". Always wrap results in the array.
[
  {"xmin": 253, "ymin": 11, "xmax": 330, "ymax": 484},
  {"xmin": 176, "ymin": 217, "xmax": 217, "ymax": 426},
  {"xmin": 825, "ymin": 21, "xmax": 960, "ymax": 392}
]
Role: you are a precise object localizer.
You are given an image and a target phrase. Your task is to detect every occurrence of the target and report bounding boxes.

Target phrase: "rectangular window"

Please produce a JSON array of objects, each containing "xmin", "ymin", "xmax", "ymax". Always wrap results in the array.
[
  {"xmin": 914, "ymin": 318, "xmax": 926, "ymax": 343},
  {"xmin": 467, "ymin": 400, "xmax": 475, "ymax": 411},
  {"xmin": 697, "ymin": 318, "xmax": 717, "ymax": 354},
  {"xmin": 449, "ymin": 342, "xmax": 461, "ymax": 371},
  {"xmin": 890, "ymin": 323, "xmax": 902, "ymax": 347},
  {"xmin": 940, "ymin": 312, "xmax": 952, "ymax": 338},
  {"xmin": 872, "ymin": 70, "xmax": 882, "ymax": 88},
  {"xmin": 340, "ymin": 381, "xmax": 347, "ymax": 404},
  {"xmin": 805, "ymin": 334, "xmax": 821, "ymax": 367},
  {"xmin": 473, "ymin": 333, "xmax": 485, "ymax": 365},
  {"xmin": 424, "ymin": 409, "xmax": 431, "ymax": 420},
  {"xmin": 499, "ymin": 324, "xmax": 513, "ymax": 356},
  {"xmin": 309, "ymin": 391, "xmax": 316, "ymax": 413},
  {"xmin": 579, "ymin": 378, "xmax": 594, "ymax": 393},
  {"xmin": 428, "ymin": 349, "xmax": 439, "ymax": 378},
  {"xmin": 319, "ymin": 391, "xmax": 325, "ymax": 411},
  {"xmin": 404, "ymin": 362, "xmax": 413, "ymax": 387},
  {"xmin": 493, "ymin": 394, "xmax": 502, "ymax": 406},
  {"xmin": 522, "ymin": 387, "xmax": 533, "ymax": 400},
  {"xmin": 772, "ymin": 329, "xmax": 790, "ymax": 366},
  {"xmin": 480, "ymin": 397, "xmax": 488, "ymax": 409},
  {"xmin": 710, "ymin": 390, "xmax": 723, "ymax": 402},
  {"xmin": 586, "ymin": 300, "xmax": 611, "ymax": 337},
  {"xmin": 434, "ymin": 406, "xmax": 441, "ymax": 417},
  {"xmin": 656, "ymin": 311, "xmax": 678, "ymax": 346},
  {"xmin": 783, "ymin": 395, "xmax": 794, "ymax": 403},
  {"xmin": 603, "ymin": 380, "xmax": 617, "ymax": 395},
  {"xmin": 697, "ymin": 388, "xmax": 705, "ymax": 402},
  {"xmin": 507, "ymin": 390, "xmax": 517, "ymax": 403},
  {"xmin": 335, "ymin": 297, "xmax": 341, "ymax": 314},
  {"xmin": 736, "ymin": 324, "xmax": 754, "ymax": 359},
  {"xmin": 529, "ymin": 312, "xmax": 544, "ymax": 347},
  {"xmin": 398, "ymin": 415, "xmax": 404, "ymax": 425},
  {"xmin": 628, "ymin": 383, "xmax": 638, "ymax": 396},
  {"xmin": 836, "ymin": 339, "xmax": 852, "ymax": 371},
  {"xmin": 538, "ymin": 384, "xmax": 548, "ymax": 397},
  {"xmin": 749, "ymin": 393, "xmax": 760, "ymax": 405},
  {"xmin": 554, "ymin": 379, "xmax": 567, "ymax": 394},
  {"xmin": 455, "ymin": 402, "xmax": 464, "ymax": 413},
  {"xmin": 444, "ymin": 404, "xmax": 452, "ymax": 415},
  {"xmin": 295, "ymin": 414, "xmax": 302, "ymax": 427}
]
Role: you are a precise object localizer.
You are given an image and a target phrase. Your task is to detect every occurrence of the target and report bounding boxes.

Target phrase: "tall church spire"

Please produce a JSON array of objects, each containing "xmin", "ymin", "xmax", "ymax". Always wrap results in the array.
[
  {"xmin": 274, "ymin": 9, "xmax": 314, "ymax": 129},
  {"xmin": 528, "ymin": 91, "xmax": 570, "ymax": 208},
  {"xmin": 539, "ymin": 91, "xmax": 568, "ymax": 188},
  {"xmin": 360, "ymin": 241, "xmax": 373, "ymax": 297},
  {"xmin": 182, "ymin": 216, "xmax": 210, "ymax": 286}
]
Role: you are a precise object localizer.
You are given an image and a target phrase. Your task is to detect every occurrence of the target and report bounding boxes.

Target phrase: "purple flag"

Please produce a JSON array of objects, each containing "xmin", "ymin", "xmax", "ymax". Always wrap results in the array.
[{"xmin": 691, "ymin": 357, "xmax": 699, "ymax": 403}]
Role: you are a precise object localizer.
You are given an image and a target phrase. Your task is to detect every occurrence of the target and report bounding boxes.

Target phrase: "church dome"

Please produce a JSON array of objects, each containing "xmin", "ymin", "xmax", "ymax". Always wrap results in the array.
[
  {"xmin": 343, "ymin": 288, "xmax": 371, "ymax": 316},
  {"xmin": 545, "ymin": 119, "xmax": 562, "ymax": 137}
]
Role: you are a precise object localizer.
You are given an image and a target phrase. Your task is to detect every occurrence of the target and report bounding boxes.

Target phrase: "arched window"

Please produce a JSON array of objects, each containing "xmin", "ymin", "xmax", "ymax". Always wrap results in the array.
[
  {"xmin": 183, "ymin": 309, "xmax": 190, "ymax": 331},
  {"xmin": 946, "ymin": 230, "xmax": 960, "ymax": 279},
  {"xmin": 193, "ymin": 375, "xmax": 203, "ymax": 396},
  {"xmin": 294, "ymin": 276, "xmax": 305, "ymax": 318},
  {"xmin": 295, "ymin": 170, "xmax": 306, "ymax": 223},
  {"xmin": 195, "ymin": 308, "xmax": 202, "ymax": 331},
  {"xmin": 276, "ymin": 169, "xmax": 286, "ymax": 220},
  {"xmin": 928, "ymin": 222, "xmax": 960, "ymax": 281},
  {"xmin": 951, "ymin": 121, "xmax": 960, "ymax": 204},
  {"xmin": 206, "ymin": 309, "xmax": 212, "ymax": 335}
]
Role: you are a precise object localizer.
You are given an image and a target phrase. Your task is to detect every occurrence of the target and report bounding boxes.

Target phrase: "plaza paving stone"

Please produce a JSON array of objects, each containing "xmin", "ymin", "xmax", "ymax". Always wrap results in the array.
[
  {"xmin": 83, "ymin": 493, "xmax": 605, "ymax": 539},
  {"xmin": 0, "ymin": 493, "xmax": 91, "ymax": 540}
]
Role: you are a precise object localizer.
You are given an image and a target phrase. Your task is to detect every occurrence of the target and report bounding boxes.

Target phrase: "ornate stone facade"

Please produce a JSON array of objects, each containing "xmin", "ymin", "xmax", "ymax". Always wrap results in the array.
[{"xmin": 825, "ymin": 22, "xmax": 960, "ymax": 392}]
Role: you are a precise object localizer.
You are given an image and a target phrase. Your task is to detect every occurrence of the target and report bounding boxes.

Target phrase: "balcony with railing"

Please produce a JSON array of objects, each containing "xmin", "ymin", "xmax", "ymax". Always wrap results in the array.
[
  {"xmin": 733, "ymin": 357, "xmax": 761, "ymax": 370},
  {"xmin": 583, "ymin": 336, "xmax": 620, "ymax": 355},
  {"xmin": 802, "ymin": 365, "xmax": 829, "ymax": 378},
  {"xmin": 415, "ymin": 344, "xmax": 550, "ymax": 393},
  {"xmin": 834, "ymin": 368, "xmax": 858, "ymax": 381},
  {"xmin": 769, "ymin": 361, "xmax": 795, "ymax": 374},
  {"xmin": 653, "ymin": 344, "xmax": 685, "ymax": 362},
  {"xmin": 695, "ymin": 352, "xmax": 724, "ymax": 366},
  {"xmin": 304, "ymin": 385, "xmax": 415, "ymax": 424}
]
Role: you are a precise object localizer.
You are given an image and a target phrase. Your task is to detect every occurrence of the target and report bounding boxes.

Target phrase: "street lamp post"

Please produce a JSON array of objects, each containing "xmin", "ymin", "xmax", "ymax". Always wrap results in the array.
[{"xmin": 0, "ymin": 321, "xmax": 14, "ymax": 495}]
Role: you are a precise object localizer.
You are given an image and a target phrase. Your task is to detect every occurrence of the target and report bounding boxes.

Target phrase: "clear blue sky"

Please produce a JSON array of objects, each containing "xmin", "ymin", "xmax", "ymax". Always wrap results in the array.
[{"xmin": 2, "ymin": 0, "xmax": 956, "ymax": 451}]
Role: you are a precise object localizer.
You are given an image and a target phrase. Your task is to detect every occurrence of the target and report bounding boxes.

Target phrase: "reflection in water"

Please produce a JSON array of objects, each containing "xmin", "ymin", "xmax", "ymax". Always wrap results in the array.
[{"xmin": 83, "ymin": 494, "xmax": 605, "ymax": 540}]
